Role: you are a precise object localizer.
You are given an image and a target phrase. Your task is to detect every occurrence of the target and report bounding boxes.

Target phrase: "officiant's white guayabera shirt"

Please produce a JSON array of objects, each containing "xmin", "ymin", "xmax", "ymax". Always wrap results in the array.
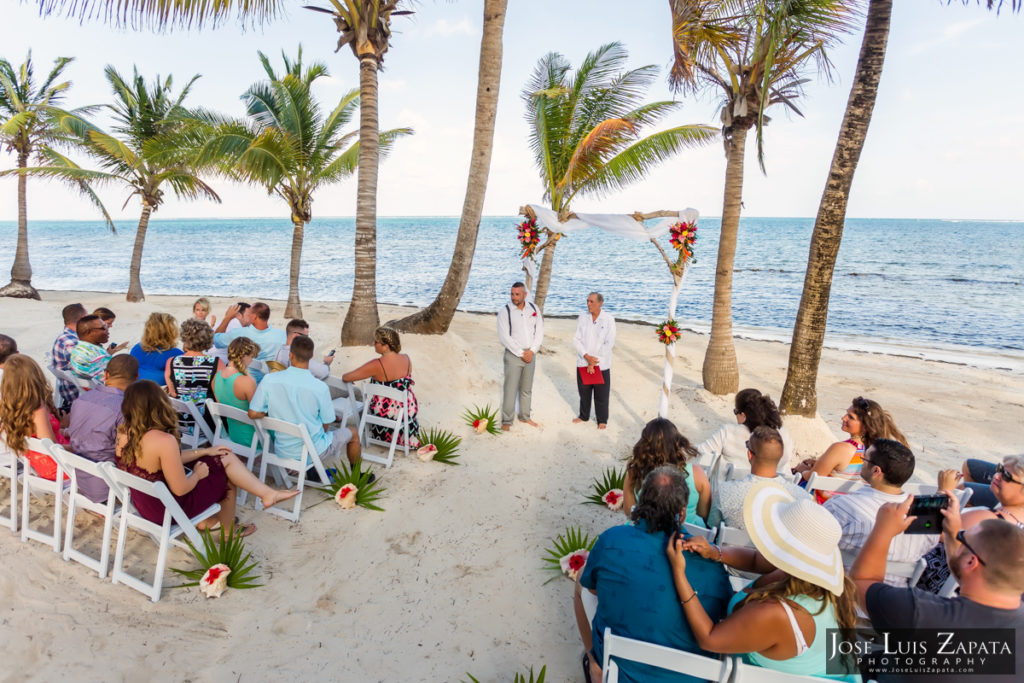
[
  {"xmin": 573, "ymin": 310, "xmax": 616, "ymax": 369},
  {"xmin": 497, "ymin": 302, "xmax": 544, "ymax": 357}
]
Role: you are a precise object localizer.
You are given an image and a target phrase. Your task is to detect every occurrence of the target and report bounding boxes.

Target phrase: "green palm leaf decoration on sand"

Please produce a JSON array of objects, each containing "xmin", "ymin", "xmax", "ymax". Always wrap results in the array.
[
  {"xmin": 172, "ymin": 526, "xmax": 262, "ymax": 590},
  {"xmin": 417, "ymin": 426, "xmax": 463, "ymax": 465},
  {"xmin": 463, "ymin": 666, "xmax": 546, "ymax": 683},
  {"xmin": 462, "ymin": 404, "xmax": 501, "ymax": 435},
  {"xmin": 583, "ymin": 466, "xmax": 626, "ymax": 510},
  {"xmin": 315, "ymin": 461, "xmax": 387, "ymax": 511},
  {"xmin": 542, "ymin": 526, "xmax": 597, "ymax": 583}
]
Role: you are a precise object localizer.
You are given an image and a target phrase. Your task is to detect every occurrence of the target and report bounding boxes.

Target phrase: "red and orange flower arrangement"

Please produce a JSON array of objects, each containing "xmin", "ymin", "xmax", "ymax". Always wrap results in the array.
[{"xmin": 516, "ymin": 218, "xmax": 541, "ymax": 259}]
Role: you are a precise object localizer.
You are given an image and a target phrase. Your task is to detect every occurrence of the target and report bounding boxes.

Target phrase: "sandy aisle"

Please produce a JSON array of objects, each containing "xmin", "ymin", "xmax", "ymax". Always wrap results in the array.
[{"xmin": 1, "ymin": 291, "xmax": 1020, "ymax": 682}]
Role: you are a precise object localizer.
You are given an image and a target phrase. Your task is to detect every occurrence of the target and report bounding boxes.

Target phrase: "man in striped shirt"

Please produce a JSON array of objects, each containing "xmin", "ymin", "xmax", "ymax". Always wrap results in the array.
[{"xmin": 51, "ymin": 302, "xmax": 87, "ymax": 412}]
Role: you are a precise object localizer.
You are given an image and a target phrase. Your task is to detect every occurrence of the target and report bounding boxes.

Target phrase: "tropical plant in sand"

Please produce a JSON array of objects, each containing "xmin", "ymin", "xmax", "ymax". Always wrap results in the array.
[
  {"xmin": 583, "ymin": 466, "xmax": 626, "ymax": 510},
  {"xmin": 0, "ymin": 52, "xmax": 113, "ymax": 299},
  {"xmin": 317, "ymin": 460, "xmax": 386, "ymax": 511},
  {"xmin": 542, "ymin": 526, "xmax": 597, "ymax": 583},
  {"xmin": 464, "ymin": 666, "xmax": 547, "ymax": 683},
  {"xmin": 172, "ymin": 526, "xmax": 262, "ymax": 596},
  {"xmin": 522, "ymin": 41, "xmax": 716, "ymax": 311},
  {"xmin": 304, "ymin": 1, "xmax": 413, "ymax": 346},
  {"xmin": 191, "ymin": 48, "xmax": 411, "ymax": 319},
  {"xmin": 462, "ymin": 404, "xmax": 501, "ymax": 436},
  {"xmin": 667, "ymin": 0, "xmax": 855, "ymax": 395},
  {"xmin": 417, "ymin": 426, "xmax": 463, "ymax": 465},
  {"xmin": 779, "ymin": 0, "xmax": 1021, "ymax": 416}
]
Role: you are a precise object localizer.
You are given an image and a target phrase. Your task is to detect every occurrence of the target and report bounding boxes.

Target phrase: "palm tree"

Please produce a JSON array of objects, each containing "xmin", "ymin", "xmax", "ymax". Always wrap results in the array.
[
  {"xmin": 305, "ymin": 1, "xmax": 413, "ymax": 346},
  {"xmin": 391, "ymin": 0, "xmax": 507, "ymax": 335},
  {"xmin": 0, "ymin": 52, "xmax": 112, "ymax": 299},
  {"xmin": 33, "ymin": 0, "xmax": 284, "ymax": 30},
  {"xmin": 779, "ymin": 0, "xmax": 1021, "ymax": 416},
  {"xmin": 524, "ymin": 41, "xmax": 717, "ymax": 311},
  {"xmin": 668, "ymin": 0, "xmax": 854, "ymax": 395},
  {"xmin": 194, "ymin": 48, "xmax": 411, "ymax": 318}
]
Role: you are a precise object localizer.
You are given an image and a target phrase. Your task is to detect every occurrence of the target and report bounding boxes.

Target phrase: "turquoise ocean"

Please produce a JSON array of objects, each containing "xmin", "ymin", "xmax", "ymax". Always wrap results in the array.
[{"xmin": 2, "ymin": 216, "xmax": 1021, "ymax": 369}]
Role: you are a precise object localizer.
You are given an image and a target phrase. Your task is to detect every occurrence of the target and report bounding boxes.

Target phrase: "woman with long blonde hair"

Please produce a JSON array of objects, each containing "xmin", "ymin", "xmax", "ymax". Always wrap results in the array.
[
  {"xmin": 212, "ymin": 337, "xmax": 260, "ymax": 446},
  {"xmin": 129, "ymin": 312, "xmax": 183, "ymax": 385},
  {"xmin": 0, "ymin": 354, "xmax": 70, "ymax": 480},
  {"xmin": 116, "ymin": 380, "xmax": 297, "ymax": 536}
]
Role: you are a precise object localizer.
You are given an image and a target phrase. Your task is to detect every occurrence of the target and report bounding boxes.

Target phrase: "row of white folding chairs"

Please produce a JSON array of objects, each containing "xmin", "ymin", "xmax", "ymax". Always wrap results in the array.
[
  {"xmin": 805, "ymin": 472, "xmax": 974, "ymax": 507},
  {"xmin": 8, "ymin": 437, "xmax": 219, "ymax": 602}
]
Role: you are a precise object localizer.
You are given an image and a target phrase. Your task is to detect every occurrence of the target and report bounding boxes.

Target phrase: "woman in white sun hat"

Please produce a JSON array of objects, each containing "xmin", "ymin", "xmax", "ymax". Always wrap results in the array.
[{"xmin": 666, "ymin": 479, "xmax": 860, "ymax": 680}]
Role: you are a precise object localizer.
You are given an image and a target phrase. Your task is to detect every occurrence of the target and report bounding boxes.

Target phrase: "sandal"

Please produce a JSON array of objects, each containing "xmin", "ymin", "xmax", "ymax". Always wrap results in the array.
[
  {"xmin": 582, "ymin": 652, "xmax": 593, "ymax": 683},
  {"xmin": 233, "ymin": 522, "xmax": 257, "ymax": 538}
]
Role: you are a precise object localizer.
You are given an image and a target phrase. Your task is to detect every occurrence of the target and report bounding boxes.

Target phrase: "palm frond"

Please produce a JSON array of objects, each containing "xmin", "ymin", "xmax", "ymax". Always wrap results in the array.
[
  {"xmin": 314, "ymin": 460, "xmax": 387, "ymax": 511},
  {"xmin": 34, "ymin": 0, "xmax": 284, "ymax": 31},
  {"xmin": 583, "ymin": 466, "xmax": 626, "ymax": 506},
  {"xmin": 542, "ymin": 526, "xmax": 596, "ymax": 577},
  {"xmin": 461, "ymin": 404, "xmax": 501, "ymax": 436},
  {"xmin": 171, "ymin": 526, "xmax": 262, "ymax": 589},
  {"xmin": 417, "ymin": 426, "xmax": 462, "ymax": 465},
  {"xmin": 36, "ymin": 146, "xmax": 116, "ymax": 232}
]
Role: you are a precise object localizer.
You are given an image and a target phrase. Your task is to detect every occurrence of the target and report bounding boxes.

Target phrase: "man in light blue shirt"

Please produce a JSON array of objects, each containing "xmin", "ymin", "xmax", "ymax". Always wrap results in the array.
[
  {"xmin": 214, "ymin": 301, "xmax": 286, "ymax": 363},
  {"xmin": 248, "ymin": 335, "xmax": 360, "ymax": 472}
]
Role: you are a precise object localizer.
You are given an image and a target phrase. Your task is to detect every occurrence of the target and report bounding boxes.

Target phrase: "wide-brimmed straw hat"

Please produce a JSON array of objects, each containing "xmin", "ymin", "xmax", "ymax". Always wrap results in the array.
[{"xmin": 742, "ymin": 479, "xmax": 845, "ymax": 596}]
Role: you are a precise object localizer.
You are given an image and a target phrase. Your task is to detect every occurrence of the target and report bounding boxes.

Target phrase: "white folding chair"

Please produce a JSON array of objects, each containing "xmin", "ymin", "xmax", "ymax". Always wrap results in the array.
[
  {"xmin": 805, "ymin": 472, "xmax": 863, "ymax": 498},
  {"xmin": 325, "ymin": 376, "xmax": 364, "ymax": 428},
  {"xmin": 682, "ymin": 522, "xmax": 716, "ymax": 541},
  {"xmin": 255, "ymin": 417, "xmax": 331, "ymax": 522},
  {"xmin": 730, "ymin": 658, "xmax": 835, "ymax": 682},
  {"xmin": 20, "ymin": 437, "xmax": 67, "ymax": 552},
  {"xmin": 724, "ymin": 463, "xmax": 750, "ymax": 481},
  {"xmin": 103, "ymin": 463, "xmax": 220, "ymax": 602},
  {"xmin": 601, "ymin": 627, "xmax": 732, "ymax": 683},
  {"xmin": 205, "ymin": 399, "xmax": 262, "ymax": 505},
  {"xmin": 716, "ymin": 523, "xmax": 761, "ymax": 592},
  {"xmin": 357, "ymin": 383, "xmax": 410, "ymax": 469},
  {"xmin": 0, "ymin": 437, "xmax": 19, "ymax": 532},
  {"xmin": 169, "ymin": 397, "xmax": 213, "ymax": 449},
  {"xmin": 840, "ymin": 550, "xmax": 927, "ymax": 587},
  {"xmin": 901, "ymin": 482, "xmax": 938, "ymax": 497},
  {"xmin": 50, "ymin": 445, "xmax": 120, "ymax": 579}
]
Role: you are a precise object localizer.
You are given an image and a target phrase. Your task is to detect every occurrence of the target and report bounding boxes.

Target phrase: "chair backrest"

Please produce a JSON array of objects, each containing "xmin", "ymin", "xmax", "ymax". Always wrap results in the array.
[
  {"xmin": 806, "ymin": 472, "xmax": 863, "ymax": 496},
  {"xmin": 49, "ymin": 443, "xmax": 112, "ymax": 494},
  {"xmin": 682, "ymin": 522, "xmax": 716, "ymax": 541},
  {"xmin": 717, "ymin": 523, "xmax": 753, "ymax": 548},
  {"xmin": 601, "ymin": 627, "xmax": 731, "ymax": 683},
  {"xmin": 257, "ymin": 416, "xmax": 319, "ymax": 467},
  {"xmin": 102, "ymin": 463, "xmax": 205, "ymax": 547},
  {"xmin": 901, "ymin": 482, "xmax": 938, "ymax": 497},
  {"xmin": 205, "ymin": 399, "xmax": 261, "ymax": 452},
  {"xmin": 324, "ymin": 376, "xmax": 363, "ymax": 419},
  {"xmin": 169, "ymin": 396, "xmax": 213, "ymax": 447},
  {"xmin": 840, "ymin": 550, "xmax": 927, "ymax": 585},
  {"xmin": 730, "ymin": 658, "xmax": 832, "ymax": 682}
]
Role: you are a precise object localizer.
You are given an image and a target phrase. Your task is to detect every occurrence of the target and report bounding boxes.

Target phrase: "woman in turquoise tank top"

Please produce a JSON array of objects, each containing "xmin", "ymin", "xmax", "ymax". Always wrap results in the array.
[
  {"xmin": 622, "ymin": 418, "xmax": 710, "ymax": 528},
  {"xmin": 212, "ymin": 337, "xmax": 260, "ymax": 446},
  {"xmin": 665, "ymin": 480, "xmax": 861, "ymax": 681}
]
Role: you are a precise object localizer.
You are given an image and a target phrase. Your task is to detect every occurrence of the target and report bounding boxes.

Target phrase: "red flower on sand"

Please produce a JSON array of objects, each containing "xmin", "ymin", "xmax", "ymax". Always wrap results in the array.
[
  {"xmin": 602, "ymin": 489, "xmax": 624, "ymax": 511},
  {"xmin": 205, "ymin": 565, "xmax": 227, "ymax": 582},
  {"xmin": 560, "ymin": 549, "xmax": 590, "ymax": 580}
]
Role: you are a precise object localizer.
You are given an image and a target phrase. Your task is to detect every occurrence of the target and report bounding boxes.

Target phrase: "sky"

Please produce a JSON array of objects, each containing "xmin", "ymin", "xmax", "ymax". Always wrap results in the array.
[{"xmin": 0, "ymin": 0, "xmax": 1021, "ymax": 222}]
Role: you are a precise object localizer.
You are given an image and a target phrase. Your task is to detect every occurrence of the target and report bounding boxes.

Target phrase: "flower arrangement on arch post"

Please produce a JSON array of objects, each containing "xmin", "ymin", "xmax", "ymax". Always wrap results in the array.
[
  {"xmin": 655, "ymin": 319, "xmax": 682, "ymax": 345},
  {"xmin": 516, "ymin": 217, "xmax": 541, "ymax": 259},
  {"xmin": 668, "ymin": 220, "xmax": 698, "ymax": 266}
]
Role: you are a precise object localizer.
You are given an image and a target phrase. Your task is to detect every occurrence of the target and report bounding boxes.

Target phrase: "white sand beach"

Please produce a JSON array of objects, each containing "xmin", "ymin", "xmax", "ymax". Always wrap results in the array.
[{"xmin": 1, "ymin": 291, "xmax": 1021, "ymax": 682}]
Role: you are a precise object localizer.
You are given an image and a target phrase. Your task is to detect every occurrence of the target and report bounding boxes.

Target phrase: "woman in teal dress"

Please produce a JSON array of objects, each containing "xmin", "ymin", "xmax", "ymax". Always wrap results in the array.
[
  {"xmin": 212, "ymin": 336, "xmax": 260, "ymax": 447},
  {"xmin": 622, "ymin": 417, "xmax": 710, "ymax": 527}
]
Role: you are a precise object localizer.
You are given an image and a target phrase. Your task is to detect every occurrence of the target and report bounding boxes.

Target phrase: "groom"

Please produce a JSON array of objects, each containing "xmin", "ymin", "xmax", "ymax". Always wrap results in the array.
[{"xmin": 497, "ymin": 282, "xmax": 544, "ymax": 431}]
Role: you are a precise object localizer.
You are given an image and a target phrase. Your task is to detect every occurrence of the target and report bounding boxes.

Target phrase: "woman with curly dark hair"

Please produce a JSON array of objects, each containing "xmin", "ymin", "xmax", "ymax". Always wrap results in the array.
[
  {"xmin": 697, "ymin": 388, "xmax": 795, "ymax": 472},
  {"xmin": 622, "ymin": 417, "xmax": 710, "ymax": 527}
]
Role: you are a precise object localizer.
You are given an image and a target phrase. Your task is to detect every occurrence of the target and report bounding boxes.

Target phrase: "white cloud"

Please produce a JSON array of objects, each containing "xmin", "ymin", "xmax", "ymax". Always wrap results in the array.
[
  {"xmin": 908, "ymin": 18, "xmax": 985, "ymax": 55},
  {"xmin": 424, "ymin": 17, "xmax": 478, "ymax": 38}
]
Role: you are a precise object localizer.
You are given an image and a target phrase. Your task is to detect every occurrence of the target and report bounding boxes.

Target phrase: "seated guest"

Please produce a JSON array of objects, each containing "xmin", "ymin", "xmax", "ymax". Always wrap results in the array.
[
  {"xmin": 209, "ymin": 301, "xmax": 249, "ymax": 364},
  {"xmin": 92, "ymin": 307, "xmax": 128, "ymax": 353},
  {"xmin": 824, "ymin": 438, "xmax": 942, "ymax": 586},
  {"xmin": 697, "ymin": 388, "xmax": 795, "ymax": 473},
  {"xmin": 166, "ymin": 319, "xmax": 221, "ymax": 437},
  {"xmin": 67, "ymin": 355, "xmax": 139, "ymax": 502},
  {"xmin": 116, "ymin": 380, "xmax": 299, "ymax": 536},
  {"xmin": 708, "ymin": 425, "xmax": 810, "ymax": 531},
  {"xmin": 341, "ymin": 327, "xmax": 419, "ymax": 448},
  {"xmin": 851, "ymin": 494, "xmax": 1024, "ymax": 678},
  {"xmin": 0, "ymin": 333, "xmax": 17, "ymax": 394},
  {"xmin": 192, "ymin": 297, "xmax": 217, "ymax": 328},
  {"xmin": 249, "ymin": 335, "xmax": 361, "ymax": 472},
  {"xmin": 0, "ymin": 354, "xmax": 70, "ymax": 480},
  {"xmin": 793, "ymin": 396, "xmax": 908, "ymax": 503},
  {"xmin": 212, "ymin": 337, "xmax": 260, "ymax": 446},
  {"xmin": 667, "ymin": 480, "xmax": 860, "ymax": 680},
  {"xmin": 576, "ymin": 465, "xmax": 732, "ymax": 683},
  {"xmin": 213, "ymin": 301, "xmax": 285, "ymax": 366},
  {"xmin": 51, "ymin": 302, "xmax": 87, "ymax": 411},
  {"xmin": 622, "ymin": 417, "xmax": 710, "ymax": 527},
  {"xmin": 70, "ymin": 314, "xmax": 112, "ymax": 382},
  {"xmin": 130, "ymin": 312, "xmax": 183, "ymax": 385},
  {"xmin": 275, "ymin": 319, "xmax": 334, "ymax": 379}
]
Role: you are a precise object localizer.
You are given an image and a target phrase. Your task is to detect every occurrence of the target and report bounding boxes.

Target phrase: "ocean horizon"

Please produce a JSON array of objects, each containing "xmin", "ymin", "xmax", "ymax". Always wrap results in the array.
[{"xmin": 3, "ymin": 215, "xmax": 1022, "ymax": 371}]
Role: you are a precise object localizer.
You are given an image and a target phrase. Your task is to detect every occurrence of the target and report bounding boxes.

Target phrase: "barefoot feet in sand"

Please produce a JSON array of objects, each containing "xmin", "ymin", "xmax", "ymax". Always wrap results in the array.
[{"xmin": 262, "ymin": 488, "xmax": 301, "ymax": 510}]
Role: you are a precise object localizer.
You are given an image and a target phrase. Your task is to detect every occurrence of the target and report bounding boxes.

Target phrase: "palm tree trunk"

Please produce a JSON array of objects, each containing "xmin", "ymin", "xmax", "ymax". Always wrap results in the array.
[
  {"xmin": 533, "ymin": 239, "xmax": 557, "ymax": 311},
  {"xmin": 126, "ymin": 203, "xmax": 152, "ymax": 302},
  {"xmin": 285, "ymin": 217, "xmax": 305, "ymax": 319},
  {"xmin": 390, "ymin": 0, "xmax": 507, "ymax": 334},
  {"xmin": 0, "ymin": 150, "xmax": 40, "ymax": 299},
  {"xmin": 342, "ymin": 53, "xmax": 382, "ymax": 346},
  {"xmin": 701, "ymin": 125, "xmax": 747, "ymax": 395},
  {"xmin": 780, "ymin": 0, "xmax": 892, "ymax": 417}
]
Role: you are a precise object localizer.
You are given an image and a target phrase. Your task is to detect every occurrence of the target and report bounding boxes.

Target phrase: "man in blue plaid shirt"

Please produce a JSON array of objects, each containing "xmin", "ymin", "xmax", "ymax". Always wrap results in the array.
[{"xmin": 51, "ymin": 302, "xmax": 87, "ymax": 413}]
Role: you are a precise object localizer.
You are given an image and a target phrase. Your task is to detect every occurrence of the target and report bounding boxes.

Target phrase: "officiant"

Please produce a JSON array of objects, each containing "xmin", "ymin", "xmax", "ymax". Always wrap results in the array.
[{"xmin": 572, "ymin": 292, "xmax": 617, "ymax": 429}]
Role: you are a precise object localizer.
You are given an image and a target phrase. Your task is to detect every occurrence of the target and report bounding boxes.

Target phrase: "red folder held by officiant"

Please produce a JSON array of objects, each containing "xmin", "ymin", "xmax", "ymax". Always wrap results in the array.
[{"xmin": 578, "ymin": 366, "xmax": 604, "ymax": 385}]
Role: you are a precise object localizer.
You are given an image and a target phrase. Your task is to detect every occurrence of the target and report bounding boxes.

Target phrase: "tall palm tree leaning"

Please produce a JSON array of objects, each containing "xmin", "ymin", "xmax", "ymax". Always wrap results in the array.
[
  {"xmin": 779, "ymin": 0, "xmax": 1021, "ymax": 416},
  {"xmin": 524, "ymin": 41, "xmax": 717, "ymax": 312},
  {"xmin": 392, "ymin": 0, "xmax": 508, "ymax": 335},
  {"xmin": 668, "ymin": 0, "xmax": 853, "ymax": 395},
  {"xmin": 305, "ymin": 1, "xmax": 413, "ymax": 346},
  {"xmin": 193, "ymin": 48, "xmax": 411, "ymax": 318},
  {"xmin": 0, "ymin": 52, "xmax": 112, "ymax": 299}
]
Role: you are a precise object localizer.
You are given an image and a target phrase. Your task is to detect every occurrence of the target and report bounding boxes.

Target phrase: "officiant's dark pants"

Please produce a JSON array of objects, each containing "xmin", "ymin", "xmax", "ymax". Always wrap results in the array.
[{"xmin": 577, "ymin": 369, "xmax": 611, "ymax": 424}]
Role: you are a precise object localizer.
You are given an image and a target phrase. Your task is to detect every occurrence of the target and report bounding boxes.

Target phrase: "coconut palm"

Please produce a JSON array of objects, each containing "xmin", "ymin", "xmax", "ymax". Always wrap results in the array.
[
  {"xmin": 305, "ymin": 0, "xmax": 413, "ymax": 346},
  {"xmin": 524, "ymin": 41, "xmax": 717, "ymax": 311},
  {"xmin": 392, "ymin": 0, "xmax": 507, "ymax": 335},
  {"xmin": 668, "ymin": 0, "xmax": 854, "ymax": 395},
  {"xmin": 0, "ymin": 52, "xmax": 112, "ymax": 299},
  {"xmin": 193, "ymin": 48, "xmax": 411, "ymax": 318},
  {"xmin": 33, "ymin": 0, "xmax": 284, "ymax": 30},
  {"xmin": 779, "ymin": 0, "xmax": 1021, "ymax": 416}
]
